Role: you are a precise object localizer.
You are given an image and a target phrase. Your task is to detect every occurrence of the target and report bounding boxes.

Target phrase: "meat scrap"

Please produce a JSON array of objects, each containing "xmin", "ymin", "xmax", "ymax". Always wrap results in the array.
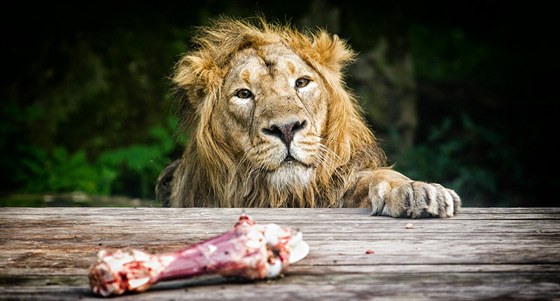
[{"xmin": 88, "ymin": 214, "xmax": 309, "ymax": 297}]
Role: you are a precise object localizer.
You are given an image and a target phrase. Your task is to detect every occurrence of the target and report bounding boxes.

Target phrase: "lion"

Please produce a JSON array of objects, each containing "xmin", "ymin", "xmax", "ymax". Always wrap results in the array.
[{"xmin": 155, "ymin": 16, "xmax": 461, "ymax": 218}]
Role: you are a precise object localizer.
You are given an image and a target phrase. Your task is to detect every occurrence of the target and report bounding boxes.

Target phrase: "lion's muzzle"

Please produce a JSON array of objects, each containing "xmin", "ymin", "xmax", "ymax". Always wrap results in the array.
[{"xmin": 262, "ymin": 119, "xmax": 308, "ymax": 148}]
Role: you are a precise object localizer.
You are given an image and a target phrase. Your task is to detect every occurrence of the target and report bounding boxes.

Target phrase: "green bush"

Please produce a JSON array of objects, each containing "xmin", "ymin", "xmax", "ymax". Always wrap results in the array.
[
  {"xmin": 387, "ymin": 114, "xmax": 517, "ymax": 206},
  {"xmin": 97, "ymin": 117, "xmax": 181, "ymax": 199},
  {"xmin": 12, "ymin": 117, "xmax": 181, "ymax": 201},
  {"xmin": 17, "ymin": 146, "xmax": 109, "ymax": 195}
]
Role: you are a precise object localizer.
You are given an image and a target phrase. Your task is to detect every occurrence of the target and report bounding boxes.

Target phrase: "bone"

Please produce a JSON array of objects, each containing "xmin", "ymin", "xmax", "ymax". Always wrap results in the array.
[{"xmin": 88, "ymin": 214, "xmax": 308, "ymax": 297}]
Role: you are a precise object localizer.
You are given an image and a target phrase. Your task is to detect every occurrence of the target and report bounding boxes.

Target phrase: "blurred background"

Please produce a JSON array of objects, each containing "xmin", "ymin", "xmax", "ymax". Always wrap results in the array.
[{"xmin": 1, "ymin": 0, "xmax": 557, "ymax": 207}]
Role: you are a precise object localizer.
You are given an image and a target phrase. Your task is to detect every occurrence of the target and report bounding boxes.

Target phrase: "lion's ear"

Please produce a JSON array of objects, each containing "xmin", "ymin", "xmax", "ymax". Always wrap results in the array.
[
  {"xmin": 312, "ymin": 31, "xmax": 355, "ymax": 73},
  {"xmin": 173, "ymin": 53, "xmax": 223, "ymax": 106}
]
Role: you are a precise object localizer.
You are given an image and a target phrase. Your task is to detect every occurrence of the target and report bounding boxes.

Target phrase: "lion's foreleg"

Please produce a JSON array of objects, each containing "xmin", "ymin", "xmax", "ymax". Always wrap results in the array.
[{"xmin": 347, "ymin": 168, "xmax": 461, "ymax": 218}]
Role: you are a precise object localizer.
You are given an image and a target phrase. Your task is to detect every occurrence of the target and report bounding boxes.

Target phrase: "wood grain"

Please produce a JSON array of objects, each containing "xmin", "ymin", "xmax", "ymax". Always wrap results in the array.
[{"xmin": 0, "ymin": 207, "xmax": 559, "ymax": 300}]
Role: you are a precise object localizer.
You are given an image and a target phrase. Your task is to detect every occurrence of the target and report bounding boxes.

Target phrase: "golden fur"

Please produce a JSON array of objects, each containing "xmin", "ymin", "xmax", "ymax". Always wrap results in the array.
[{"xmin": 158, "ymin": 16, "xmax": 461, "ymax": 217}]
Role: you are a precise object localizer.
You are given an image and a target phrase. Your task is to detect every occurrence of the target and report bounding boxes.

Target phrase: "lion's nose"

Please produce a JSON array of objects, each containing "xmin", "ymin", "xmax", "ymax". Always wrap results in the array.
[{"xmin": 262, "ymin": 120, "xmax": 307, "ymax": 146}]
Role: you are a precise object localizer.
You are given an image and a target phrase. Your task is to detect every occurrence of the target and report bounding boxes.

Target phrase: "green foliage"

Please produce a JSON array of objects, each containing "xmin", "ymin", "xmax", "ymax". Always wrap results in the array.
[
  {"xmin": 2, "ymin": 9, "xmax": 190, "ymax": 204},
  {"xmin": 11, "ymin": 117, "xmax": 181, "ymax": 201},
  {"xmin": 387, "ymin": 114, "xmax": 518, "ymax": 206},
  {"xmin": 17, "ymin": 147, "xmax": 110, "ymax": 195},
  {"xmin": 97, "ymin": 117, "xmax": 181, "ymax": 199},
  {"xmin": 409, "ymin": 24, "xmax": 491, "ymax": 83}
]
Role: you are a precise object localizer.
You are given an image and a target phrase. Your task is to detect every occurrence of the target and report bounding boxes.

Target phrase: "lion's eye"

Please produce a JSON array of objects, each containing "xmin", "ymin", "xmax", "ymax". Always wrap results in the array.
[
  {"xmin": 236, "ymin": 89, "xmax": 253, "ymax": 99},
  {"xmin": 295, "ymin": 77, "xmax": 310, "ymax": 89}
]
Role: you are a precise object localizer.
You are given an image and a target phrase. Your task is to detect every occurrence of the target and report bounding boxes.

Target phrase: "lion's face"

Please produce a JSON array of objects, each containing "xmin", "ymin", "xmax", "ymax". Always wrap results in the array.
[
  {"xmin": 216, "ymin": 43, "xmax": 328, "ymax": 188},
  {"xmin": 171, "ymin": 17, "xmax": 378, "ymax": 207}
]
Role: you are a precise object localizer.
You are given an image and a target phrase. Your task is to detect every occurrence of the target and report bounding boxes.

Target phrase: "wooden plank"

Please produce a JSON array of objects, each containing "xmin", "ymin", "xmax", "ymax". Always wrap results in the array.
[
  {"xmin": 3, "ymin": 231, "xmax": 559, "ymax": 245},
  {"xmin": 1, "ymin": 207, "xmax": 559, "ymax": 301},
  {"xmin": 2, "ymin": 211, "xmax": 559, "ymax": 234},
  {"xmin": 3, "ymin": 262, "xmax": 560, "ymax": 282},
  {"xmin": 0, "ymin": 272, "xmax": 559, "ymax": 301},
  {"xmin": 1, "ymin": 207, "xmax": 559, "ymax": 219},
  {"xmin": 0, "ymin": 241, "xmax": 560, "ymax": 274},
  {"xmin": 2, "ymin": 263, "xmax": 560, "ymax": 279},
  {"xmin": 3, "ymin": 208, "xmax": 559, "ymax": 223}
]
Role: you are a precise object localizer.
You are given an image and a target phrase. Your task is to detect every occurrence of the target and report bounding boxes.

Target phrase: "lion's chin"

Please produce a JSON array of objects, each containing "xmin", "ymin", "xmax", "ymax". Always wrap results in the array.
[{"xmin": 266, "ymin": 164, "xmax": 313, "ymax": 190}]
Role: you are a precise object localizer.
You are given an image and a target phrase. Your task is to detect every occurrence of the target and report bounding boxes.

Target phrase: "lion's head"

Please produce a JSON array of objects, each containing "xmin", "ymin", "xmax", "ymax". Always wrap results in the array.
[{"xmin": 165, "ymin": 16, "xmax": 387, "ymax": 208}]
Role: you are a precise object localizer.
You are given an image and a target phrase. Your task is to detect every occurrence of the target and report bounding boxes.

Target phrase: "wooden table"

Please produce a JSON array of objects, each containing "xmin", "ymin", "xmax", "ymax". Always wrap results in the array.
[{"xmin": 1, "ymin": 207, "xmax": 559, "ymax": 300}]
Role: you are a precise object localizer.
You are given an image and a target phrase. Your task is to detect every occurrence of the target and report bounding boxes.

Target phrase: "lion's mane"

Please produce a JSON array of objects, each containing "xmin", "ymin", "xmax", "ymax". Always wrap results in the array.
[{"xmin": 167, "ymin": 16, "xmax": 387, "ymax": 208}]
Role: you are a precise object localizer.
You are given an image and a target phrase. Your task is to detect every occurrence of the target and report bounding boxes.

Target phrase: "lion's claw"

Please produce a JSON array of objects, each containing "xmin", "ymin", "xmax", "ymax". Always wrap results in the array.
[{"xmin": 370, "ymin": 181, "xmax": 461, "ymax": 218}]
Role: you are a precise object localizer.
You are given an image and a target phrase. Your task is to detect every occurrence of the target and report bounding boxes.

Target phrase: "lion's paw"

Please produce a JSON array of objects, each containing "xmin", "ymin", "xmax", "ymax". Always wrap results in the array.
[{"xmin": 369, "ymin": 181, "xmax": 461, "ymax": 218}]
